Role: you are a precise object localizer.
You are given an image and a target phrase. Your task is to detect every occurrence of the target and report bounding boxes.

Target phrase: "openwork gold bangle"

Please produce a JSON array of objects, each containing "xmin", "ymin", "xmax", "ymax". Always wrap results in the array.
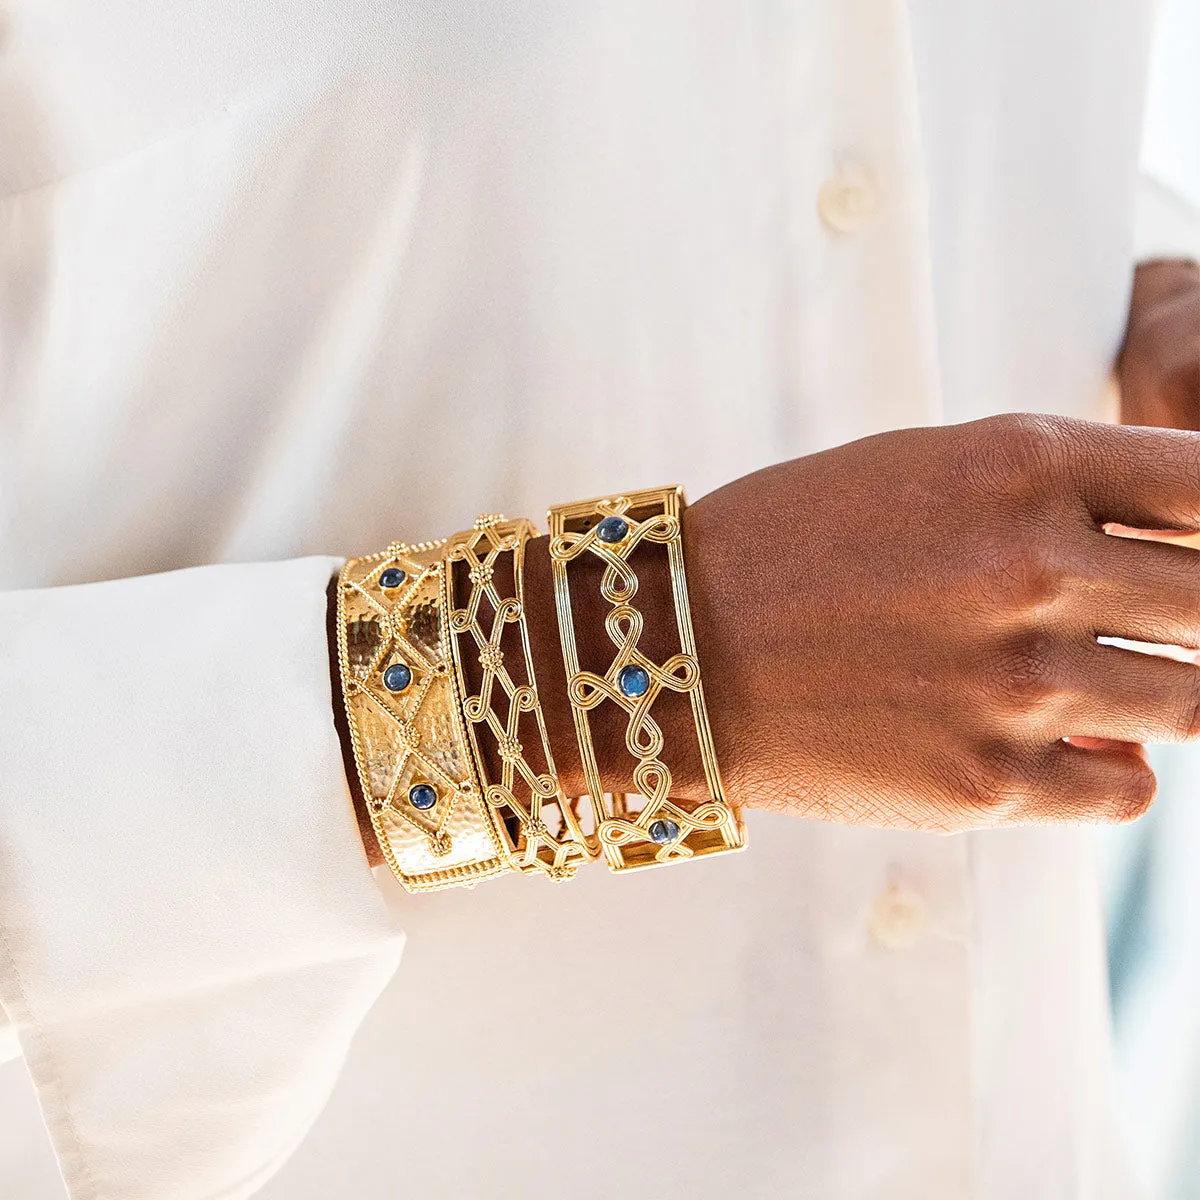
[
  {"xmin": 338, "ymin": 490, "xmax": 746, "ymax": 891},
  {"xmin": 548, "ymin": 486, "xmax": 747, "ymax": 872},
  {"xmin": 444, "ymin": 516, "xmax": 597, "ymax": 881},
  {"xmin": 336, "ymin": 541, "xmax": 512, "ymax": 891}
]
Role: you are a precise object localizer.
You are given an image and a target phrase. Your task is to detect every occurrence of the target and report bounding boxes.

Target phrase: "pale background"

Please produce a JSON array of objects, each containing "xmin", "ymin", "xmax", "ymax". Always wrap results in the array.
[{"xmin": 1100, "ymin": 1, "xmax": 1200, "ymax": 1196}]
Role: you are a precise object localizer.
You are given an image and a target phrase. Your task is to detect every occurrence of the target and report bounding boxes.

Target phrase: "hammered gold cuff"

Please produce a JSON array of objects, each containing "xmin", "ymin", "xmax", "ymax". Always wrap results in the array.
[
  {"xmin": 337, "ymin": 488, "xmax": 746, "ymax": 893},
  {"xmin": 336, "ymin": 539, "xmax": 512, "ymax": 891},
  {"xmin": 547, "ymin": 486, "xmax": 747, "ymax": 872}
]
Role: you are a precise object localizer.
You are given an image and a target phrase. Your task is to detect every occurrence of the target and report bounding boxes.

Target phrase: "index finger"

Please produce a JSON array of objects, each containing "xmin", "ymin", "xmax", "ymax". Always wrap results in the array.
[{"xmin": 1057, "ymin": 419, "xmax": 1200, "ymax": 530}]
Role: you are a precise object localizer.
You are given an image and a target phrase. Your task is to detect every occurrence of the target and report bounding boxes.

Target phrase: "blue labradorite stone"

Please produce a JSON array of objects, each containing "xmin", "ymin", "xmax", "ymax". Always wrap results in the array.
[
  {"xmin": 409, "ymin": 783, "xmax": 438, "ymax": 810},
  {"xmin": 379, "ymin": 567, "xmax": 407, "ymax": 589},
  {"xmin": 382, "ymin": 662, "xmax": 413, "ymax": 693},
  {"xmin": 649, "ymin": 818, "xmax": 680, "ymax": 844},
  {"xmin": 595, "ymin": 516, "xmax": 629, "ymax": 543},
  {"xmin": 617, "ymin": 664, "xmax": 651, "ymax": 698}
]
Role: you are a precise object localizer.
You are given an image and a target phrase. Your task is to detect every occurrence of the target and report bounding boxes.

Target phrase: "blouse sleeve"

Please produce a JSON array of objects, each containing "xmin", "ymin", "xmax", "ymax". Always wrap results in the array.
[
  {"xmin": 1133, "ymin": 0, "xmax": 1200, "ymax": 261},
  {"xmin": 0, "ymin": 556, "xmax": 405, "ymax": 1200}
]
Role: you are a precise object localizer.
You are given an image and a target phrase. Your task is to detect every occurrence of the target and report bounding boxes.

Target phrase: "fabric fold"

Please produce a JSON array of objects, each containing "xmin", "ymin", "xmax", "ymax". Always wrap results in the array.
[{"xmin": 0, "ymin": 557, "xmax": 405, "ymax": 1199}]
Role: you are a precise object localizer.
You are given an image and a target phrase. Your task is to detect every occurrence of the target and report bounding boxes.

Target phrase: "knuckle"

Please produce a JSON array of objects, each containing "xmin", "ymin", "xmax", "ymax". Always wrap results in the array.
[
  {"xmin": 980, "ymin": 534, "xmax": 1069, "ymax": 614},
  {"xmin": 953, "ymin": 742, "xmax": 1028, "ymax": 825},
  {"xmin": 970, "ymin": 413, "xmax": 1071, "ymax": 495},
  {"xmin": 1110, "ymin": 760, "xmax": 1157, "ymax": 825},
  {"xmin": 982, "ymin": 628, "xmax": 1063, "ymax": 714},
  {"xmin": 1171, "ymin": 431, "xmax": 1200, "ymax": 514},
  {"xmin": 1177, "ymin": 672, "xmax": 1200, "ymax": 742}
]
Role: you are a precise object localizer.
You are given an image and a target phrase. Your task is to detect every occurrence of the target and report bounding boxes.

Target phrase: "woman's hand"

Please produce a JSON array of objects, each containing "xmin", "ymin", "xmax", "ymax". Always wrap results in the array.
[
  {"xmin": 526, "ymin": 414, "xmax": 1200, "ymax": 833},
  {"xmin": 1119, "ymin": 258, "xmax": 1200, "ymax": 431}
]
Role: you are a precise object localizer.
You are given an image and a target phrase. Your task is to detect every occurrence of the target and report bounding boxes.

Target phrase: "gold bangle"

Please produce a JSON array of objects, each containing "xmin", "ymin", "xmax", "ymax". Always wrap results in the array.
[
  {"xmin": 547, "ymin": 486, "xmax": 747, "ymax": 872},
  {"xmin": 444, "ymin": 516, "xmax": 596, "ymax": 881},
  {"xmin": 336, "ymin": 540, "xmax": 512, "ymax": 891},
  {"xmin": 338, "ymin": 489, "xmax": 746, "ymax": 890}
]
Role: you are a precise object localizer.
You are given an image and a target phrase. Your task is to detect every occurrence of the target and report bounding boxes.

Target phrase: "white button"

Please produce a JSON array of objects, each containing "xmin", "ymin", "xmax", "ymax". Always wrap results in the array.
[
  {"xmin": 868, "ymin": 881, "xmax": 929, "ymax": 950},
  {"xmin": 818, "ymin": 170, "xmax": 877, "ymax": 234}
]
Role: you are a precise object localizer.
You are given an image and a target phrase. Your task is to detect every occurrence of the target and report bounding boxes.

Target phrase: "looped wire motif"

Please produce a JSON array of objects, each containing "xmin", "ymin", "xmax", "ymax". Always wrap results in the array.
[
  {"xmin": 567, "ymin": 602, "xmax": 700, "ymax": 759},
  {"xmin": 550, "ymin": 508, "xmax": 679, "ymax": 605},
  {"xmin": 599, "ymin": 800, "xmax": 730, "ymax": 862},
  {"xmin": 548, "ymin": 486, "xmax": 746, "ymax": 872}
]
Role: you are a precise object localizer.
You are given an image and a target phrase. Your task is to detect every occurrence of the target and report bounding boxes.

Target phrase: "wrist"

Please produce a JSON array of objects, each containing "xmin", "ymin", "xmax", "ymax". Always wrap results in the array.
[{"xmin": 334, "ymin": 492, "xmax": 747, "ymax": 891}]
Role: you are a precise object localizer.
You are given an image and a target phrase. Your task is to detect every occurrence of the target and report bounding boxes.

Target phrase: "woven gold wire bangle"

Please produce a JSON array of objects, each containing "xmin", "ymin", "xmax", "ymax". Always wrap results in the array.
[
  {"xmin": 444, "ymin": 516, "xmax": 597, "ymax": 881},
  {"xmin": 336, "ymin": 540, "xmax": 512, "ymax": 892},
  {"xmin": 338, "ymin": 490, "xmax": 746, "ymax": 889},
  {"xmin": 547, "ymin": 486, "xmax": 747, "ymax": 872}
]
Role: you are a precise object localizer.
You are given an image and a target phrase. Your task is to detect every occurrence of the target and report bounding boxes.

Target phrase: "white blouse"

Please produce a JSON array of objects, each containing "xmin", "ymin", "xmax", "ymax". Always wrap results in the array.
[{"xmin": 0, "ymin": 0, "xmax": 1186, "ymax": 1196}]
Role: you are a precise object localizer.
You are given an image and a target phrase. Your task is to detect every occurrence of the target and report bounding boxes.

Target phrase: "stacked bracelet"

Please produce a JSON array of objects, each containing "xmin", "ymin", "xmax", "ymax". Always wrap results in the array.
[
  {"xmin": 547, "ymin": 487, "xmax": 746, "ymax": 871},
  {"xmin": 444, "ymin": 516, "xmax": 596, "ymax": 881},
  {"xmin": 336, "ymin": 539, "xmax": 511, "ymax": 890},
  {"xmin": 336, "ymin": 488, "xmax": 747, "ymax": 893}
]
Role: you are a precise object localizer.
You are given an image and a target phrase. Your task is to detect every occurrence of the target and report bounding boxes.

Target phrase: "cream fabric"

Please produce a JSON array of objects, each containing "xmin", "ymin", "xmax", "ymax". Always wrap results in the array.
[{"xmin": 0, "ymin": 0, "xmax": 1181, "ymax": 1196}]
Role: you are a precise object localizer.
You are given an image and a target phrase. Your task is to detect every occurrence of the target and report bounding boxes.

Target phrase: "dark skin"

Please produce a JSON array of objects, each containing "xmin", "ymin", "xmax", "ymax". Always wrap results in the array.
[
  {"xmin": 1118, "ymin": 259, "xmax": 1200, "ymax": 431},
  {"xmin": 340, "ymin": 259, "xmax": 1200, "ymax": 866}
]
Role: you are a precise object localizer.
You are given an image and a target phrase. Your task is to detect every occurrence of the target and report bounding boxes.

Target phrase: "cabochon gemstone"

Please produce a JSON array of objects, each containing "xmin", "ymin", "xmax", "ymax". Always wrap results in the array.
[
  {"xmin": 379, "ymin": 567, "xmax": 407, "ymax": 589},
  {"xmin": 409, "ymin": 783, "xmax": 438, "ymax": 810},
  {"xmin": 382, "ymin": 662, "xmax": 413, "ymax": 693},
  {"xmin": 649, "ymin": 817, "xmax": 680, "ymax": 844},
  {"xmin": 617, "ymin": 664, "xmax": 651, "ymax": 698},
  {"xmin": 595, "ymin": 515, "xmax": 629, "ymax": 543}
]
